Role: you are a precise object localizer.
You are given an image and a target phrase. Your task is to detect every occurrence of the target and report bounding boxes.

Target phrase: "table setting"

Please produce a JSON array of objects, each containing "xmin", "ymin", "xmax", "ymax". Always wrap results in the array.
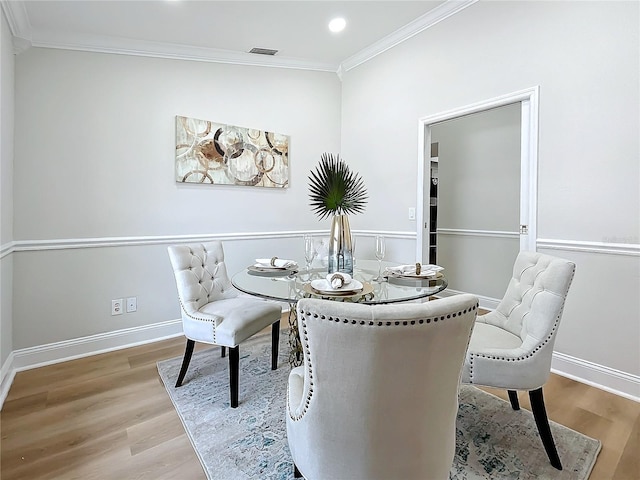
[{"xmin": 247, "ymin": 257, "xmax": 299, "ymax": 276}]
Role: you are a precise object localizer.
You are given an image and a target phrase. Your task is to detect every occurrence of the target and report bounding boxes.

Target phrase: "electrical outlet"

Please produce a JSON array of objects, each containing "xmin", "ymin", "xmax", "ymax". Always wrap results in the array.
[
  {"xmin": 408, "ymin": 207, "xmax": 416, "ymax": 220},
  {"xmin": 111, "ymin": 298, "xmax": 124, "ymax": 316},
  {"xmin": 126, "ymin": 296, "xmax": 137, "ymax": 313}
]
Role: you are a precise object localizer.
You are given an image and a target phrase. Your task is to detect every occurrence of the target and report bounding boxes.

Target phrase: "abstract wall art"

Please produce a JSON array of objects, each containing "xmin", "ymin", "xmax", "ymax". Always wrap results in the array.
[{"xmin": 175, "ymin": 115, "xmax": 289, "ymax": 188}]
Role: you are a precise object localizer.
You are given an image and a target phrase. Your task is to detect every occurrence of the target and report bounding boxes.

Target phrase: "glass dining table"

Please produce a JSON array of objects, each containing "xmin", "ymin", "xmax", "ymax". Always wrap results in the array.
[{"xmin": 232, "ymin": 259, "xmax": 448, "ymax": 366}]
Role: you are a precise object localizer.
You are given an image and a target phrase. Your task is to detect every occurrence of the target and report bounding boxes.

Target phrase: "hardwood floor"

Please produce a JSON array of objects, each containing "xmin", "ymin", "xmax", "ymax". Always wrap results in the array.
[{"xmin": 1, "ymin": 321, "xmax": 638, "ymax": 479}]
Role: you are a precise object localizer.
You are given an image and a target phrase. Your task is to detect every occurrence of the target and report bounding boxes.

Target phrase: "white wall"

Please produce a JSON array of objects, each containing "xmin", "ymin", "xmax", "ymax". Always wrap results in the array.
[
  {"xmin": 341, "ymin": 1, "xmax": 639, "ymax": 377},
  {"xmin": 12, "ymin": 48, "xmax": 341, "ymax": 349},
  {"xmin": 0, "ymin": 9, "xmax": 15, "ymax": 368},
  {"xmin": 432, "ymin": 104, "xmax": 521, "ymax": 299}
]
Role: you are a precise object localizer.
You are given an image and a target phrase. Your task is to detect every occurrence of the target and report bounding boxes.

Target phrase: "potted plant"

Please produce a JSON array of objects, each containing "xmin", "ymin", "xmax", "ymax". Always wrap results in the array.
[{"xmin": 308, "ymin": 153, "xmax": 368, "ymax": 274}]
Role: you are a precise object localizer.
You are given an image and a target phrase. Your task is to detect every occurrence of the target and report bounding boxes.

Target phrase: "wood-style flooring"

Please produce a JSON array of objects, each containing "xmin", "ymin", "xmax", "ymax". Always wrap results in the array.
[{"xmin": 1, "ymin": 319, "xmax": 638, "ymax": 479}]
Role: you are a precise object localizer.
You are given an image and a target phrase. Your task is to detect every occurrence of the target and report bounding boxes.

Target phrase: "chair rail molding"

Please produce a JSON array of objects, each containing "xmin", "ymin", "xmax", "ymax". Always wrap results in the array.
[
  {"xmin": 538, "ymin": 238, "xmax": 639, "ymax": 257},
  {"xmin": 0, "ymin": 241, "xmax": 15, "ymax": 259},
  {"xmin": 7, "ymin": 230, "xmax": 417, "ymax": 252}
]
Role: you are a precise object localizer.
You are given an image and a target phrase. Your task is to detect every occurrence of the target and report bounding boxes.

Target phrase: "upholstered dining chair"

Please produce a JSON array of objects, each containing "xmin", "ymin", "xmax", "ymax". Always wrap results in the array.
[
  {"xmin": 287, "ymin": 294, "xmax": 479, "ymax": 480},
  {"xmin": 461, "ymin": 251, "xmax": 576, "ymax": 470},
  {"xmin": 167, "ymin": 241, "xmax": 282, "ymax": 408}
]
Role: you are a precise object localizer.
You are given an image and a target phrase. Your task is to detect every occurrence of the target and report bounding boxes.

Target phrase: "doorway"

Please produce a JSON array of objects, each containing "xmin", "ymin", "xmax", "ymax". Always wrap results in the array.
[{"xmin": 416, "ymin": 87, "xmax": 539, "ymax": 302}]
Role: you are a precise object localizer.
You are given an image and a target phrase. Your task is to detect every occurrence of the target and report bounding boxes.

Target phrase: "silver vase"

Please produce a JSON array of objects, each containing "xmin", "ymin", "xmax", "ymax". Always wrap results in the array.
[{"xmin": 328, "ymin": 214, "xmax": 354, "ymax": 274}]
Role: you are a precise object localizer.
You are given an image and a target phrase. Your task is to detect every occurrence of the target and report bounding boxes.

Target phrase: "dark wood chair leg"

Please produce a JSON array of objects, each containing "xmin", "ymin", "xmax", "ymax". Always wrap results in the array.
[
  {"xmin": 271, "ymin": 320, "xmax": 280, "ymax": 370},
  {"xmin": 175, "ymin": 339, "xmax": 195, "ymax": 388},
  {"xmin": 508, "ymin": 389, "xmax": 520, "ymax": 410},
  {"xmin": 529, "ymin": 387, "xmax": 562, "ymax": 470},
  {"xmin": 221, "ymin": 346, "xmax": 226, "ymax": 358},
  {"xmin": 293, "ymin": 463, "xmax": 302, "ymax": 478},
  {"xmin": 229, "ymin": 346, "xmax": 240, "ymax": 408}
]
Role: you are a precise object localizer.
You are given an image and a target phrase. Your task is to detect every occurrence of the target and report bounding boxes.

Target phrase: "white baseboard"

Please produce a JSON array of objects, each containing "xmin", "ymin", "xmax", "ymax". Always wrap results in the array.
[
  {"xmin": 438, "ymin": 288, "xmax": 501, "ymax": 311},
  {"xmin": 551, "ymin": 351, "xmax": 640, "ymax": 402},
  {"xmin": 0, "ymin": 319, "xmax": 184, "ymax": 410},
  {"xmin": 2, "ymin": 314, "xmax": 638, "ymax": 411},
  {"xmin": 0, "ymin": 351, "xmax": 17, "ymax": 409}
]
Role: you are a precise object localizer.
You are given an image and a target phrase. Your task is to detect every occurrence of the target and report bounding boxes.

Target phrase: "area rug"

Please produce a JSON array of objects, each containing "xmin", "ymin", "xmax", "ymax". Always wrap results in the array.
[{"xmin": 157, "ymin": 333, "xmax": 601, "ymax": 479}]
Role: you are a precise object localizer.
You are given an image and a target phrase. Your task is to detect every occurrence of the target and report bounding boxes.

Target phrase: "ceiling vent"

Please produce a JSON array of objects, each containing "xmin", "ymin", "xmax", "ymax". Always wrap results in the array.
[{"xmin": 249, "ymin": 47, "xmax": 278, "ymax": 56}]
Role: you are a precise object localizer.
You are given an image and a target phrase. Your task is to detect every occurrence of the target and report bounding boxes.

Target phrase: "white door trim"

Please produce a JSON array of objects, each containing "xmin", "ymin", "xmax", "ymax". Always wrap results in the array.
[{"xmin": 416, "ymin": 86, "xmax": 539, "ymax": 261}]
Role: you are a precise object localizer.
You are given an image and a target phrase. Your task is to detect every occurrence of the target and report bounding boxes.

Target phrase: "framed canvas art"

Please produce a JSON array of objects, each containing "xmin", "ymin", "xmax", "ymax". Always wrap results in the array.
[{"xmin": 175, "ymin": 115, "xmax": 289, "ymax": 188}]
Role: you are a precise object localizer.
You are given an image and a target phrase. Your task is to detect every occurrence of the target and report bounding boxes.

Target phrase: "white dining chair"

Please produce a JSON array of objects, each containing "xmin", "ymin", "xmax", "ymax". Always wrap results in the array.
[
  {"xmin": 461, "ymin": 250, "xmax": 576, "ymax": 470},
  {"xmin": 287, "ymin": 294, "xmax": 479, "ymax": 479},
  {"xmin": 167, "ymin": 241, "xmax": 282, "ymax": 408}
]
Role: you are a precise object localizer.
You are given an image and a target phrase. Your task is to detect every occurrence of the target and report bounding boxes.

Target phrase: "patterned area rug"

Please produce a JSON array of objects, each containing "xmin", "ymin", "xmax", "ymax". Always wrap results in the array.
[{"xmin": 157, "ymin": 332, "xmax": 600, "ymax": 479}]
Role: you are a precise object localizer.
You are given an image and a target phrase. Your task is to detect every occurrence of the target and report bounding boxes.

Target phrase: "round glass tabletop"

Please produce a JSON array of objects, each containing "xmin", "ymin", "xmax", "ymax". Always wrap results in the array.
[{"xmin": 231, "ymin": 259, "xmax": 447, "ymax": 304}]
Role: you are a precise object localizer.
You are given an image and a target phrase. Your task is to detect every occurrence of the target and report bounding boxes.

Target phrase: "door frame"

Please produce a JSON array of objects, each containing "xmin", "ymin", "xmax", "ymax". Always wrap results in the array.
[{"xmin": 416, "ymin": 86, "xmax": 539, "ymax": 261}]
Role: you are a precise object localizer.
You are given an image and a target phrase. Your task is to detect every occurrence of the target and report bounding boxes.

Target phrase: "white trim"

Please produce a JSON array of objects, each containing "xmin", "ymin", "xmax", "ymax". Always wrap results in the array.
[
  {"xmin": 29, "ymin": 30, "xmax": 338, "ymax": 73},
  {"xmin": 437, "ymin": 228, "xmax": 520, "ymax": 239},
  {"xmin": 416, "ymin": 86, "xmax": 540, "ymax": 262},
  {"xmin": 538, "ymin": 238, "xmax": 640, "ymax": 257},
  {"xmin": 0, "ymin": 351, "xmax": 16, "ymax": 409},
  {"xmin": 1, "ymin": 241, "xmax": 15, "ymax": 259},
  {"xmin": 0, "ymin": 0, "xmax": 31, "ymax": 39},
  {"xmin": 7, "ymin": 230, "xmax": 416, "ymax": 253},
  {"xmin": 2, "ymin": 0, "xmax": 477, "ymax": 74},
  {"xmin": 10, "ymin": 319, "xmax": 183, "ymax": 372},
  {"xmin": 437, "ymin": 287, "xmax": 501, "ymax": 311},
  {"xmin": 6, "ymin": 234, "xmax": 639, "ymax": 257},
  {"xmin": 0, "ymin": 319, "xmax": 184, "ymax": 410},
  {"xmin": 552, "ymin": 352, "xmax": 640, "ymax": 403},
  {"xmin": 341, "ymin": 0, "xmax": 478, "ymax": 72}
]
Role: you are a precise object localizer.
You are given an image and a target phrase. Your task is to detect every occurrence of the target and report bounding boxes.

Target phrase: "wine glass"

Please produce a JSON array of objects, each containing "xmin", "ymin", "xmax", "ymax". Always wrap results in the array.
[
  {"xmin": 374, "ymin": 235, "xmax": 386, "ymax": 281},
  {"xmin": 304, "ymin": 234, "xmax": 316, "ymax": 273}
]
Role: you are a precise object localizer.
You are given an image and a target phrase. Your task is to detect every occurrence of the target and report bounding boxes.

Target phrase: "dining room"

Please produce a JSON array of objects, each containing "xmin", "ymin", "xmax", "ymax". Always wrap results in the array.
[{"xmin": 1, "ymin": 0, "xmax": 638, "ymax": 478}]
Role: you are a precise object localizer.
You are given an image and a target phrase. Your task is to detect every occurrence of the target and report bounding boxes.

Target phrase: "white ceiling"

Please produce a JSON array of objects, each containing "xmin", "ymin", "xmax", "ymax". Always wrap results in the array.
[{"xmin": 2, "ymin": 0, "xmax": 476, "ymax": 73}]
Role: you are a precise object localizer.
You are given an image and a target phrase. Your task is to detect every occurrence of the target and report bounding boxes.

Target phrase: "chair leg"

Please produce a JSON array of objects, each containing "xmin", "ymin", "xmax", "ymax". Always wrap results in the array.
[
  {"xmin": 529, "ymin": 388, "xmax": 562, "ymax": 470},
  {"xmin": 229, "ymin": 346, "xmax": 240, "ymax": 408},
  {"xmin": 508, "ymin": 390, "xmax": 520, "ymax": 410},
  {"xmin": 221, "ymin": 346, "xmax": 226, "ymax": 358},
  {"xmin": 271, "ymin": 320, "xmax": 280, "ymax": 370},
  {"xmin": 293, "ymin": 463, "xmax": 302, "ymax": 478},
  {"xmin": 175, "ymin": 339, "xmax": 195, "ymax": 388}
]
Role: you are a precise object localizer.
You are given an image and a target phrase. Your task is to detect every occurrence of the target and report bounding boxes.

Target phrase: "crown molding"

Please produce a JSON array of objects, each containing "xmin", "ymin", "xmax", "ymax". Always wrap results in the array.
[
  {"xmin": 0, "ymin": 0, "xmax": 30, "ymax": 38},
  {"xmin": 2, "ymin": 0, "xmax": 477, "ymax": 74},
  {"xmin": 340, "ymin": 0, "xmax": 478, "ymax": 72},
  {"xmin": 0, "ymin": 0, "xmax": 32, "ymax": 53},
  {"xmin": 29, "ymin": 29, "xmax": 338, "ymax": 72}
]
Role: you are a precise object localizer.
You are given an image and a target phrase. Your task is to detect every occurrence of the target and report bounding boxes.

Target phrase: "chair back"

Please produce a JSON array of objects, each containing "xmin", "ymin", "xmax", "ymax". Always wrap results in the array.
[
  {"xmin": 167, "ymin": 241, "xmax": 237, "ymax": 317},
  {"xmin": 485, "ymin": 251, "xmax": 575, "ymax": 350},
  {"xmin": 289, "ymin": 294, "xmax": 478, "ymax": 479}
]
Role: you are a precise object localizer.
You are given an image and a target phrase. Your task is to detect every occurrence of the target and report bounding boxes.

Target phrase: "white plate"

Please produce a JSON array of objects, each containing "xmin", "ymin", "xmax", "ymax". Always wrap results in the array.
[
  {"xmin": 310, "ymin": 279, "xmax": 363, "ymax": 295},
  {"xmin": 392, "ymin": 271, "xmax": 441, "ymax": 279}
]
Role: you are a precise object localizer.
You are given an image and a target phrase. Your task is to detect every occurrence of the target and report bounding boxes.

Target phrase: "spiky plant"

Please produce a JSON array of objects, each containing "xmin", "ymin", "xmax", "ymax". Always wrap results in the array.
[{"xmin": 308, "ymin": 153, "xmax": 368, "ymax": 220}]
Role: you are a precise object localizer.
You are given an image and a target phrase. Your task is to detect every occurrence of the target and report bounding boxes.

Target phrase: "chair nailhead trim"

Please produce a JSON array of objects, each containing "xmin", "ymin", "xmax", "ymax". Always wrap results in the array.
[{"xmin": 290, "ymin": 305, "xmax": 478, "ymax": 423}]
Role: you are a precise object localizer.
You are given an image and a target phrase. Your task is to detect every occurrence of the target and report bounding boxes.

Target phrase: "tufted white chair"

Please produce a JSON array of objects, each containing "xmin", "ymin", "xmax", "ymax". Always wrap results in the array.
[
  {"xmin": 287, "ymin": 294, "xmax": 479, "ymax": 480},
  {"xmin": 461, "ymin": 251, "xmax": 576, "ymax": 470},
  {"xmin": 167, "ymin": 241, "xmax": 282, "ymax": 408}
]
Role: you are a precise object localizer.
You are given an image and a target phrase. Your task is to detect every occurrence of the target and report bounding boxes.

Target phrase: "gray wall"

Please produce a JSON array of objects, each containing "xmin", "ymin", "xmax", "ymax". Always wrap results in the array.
[
  {"xmin": 340, "ymin": 1, "xmax": 639, "ymax": 375},
  {"xmin": 432, "ymin": 104, "xmax": 521, "ymax": 299},
  {"xmin": 1, "ymin": 9, "xmax": 14, "ymax": 367},
  {"xmin": 12, "ymin": 48, "xmax": 341, "ymax": 348}
]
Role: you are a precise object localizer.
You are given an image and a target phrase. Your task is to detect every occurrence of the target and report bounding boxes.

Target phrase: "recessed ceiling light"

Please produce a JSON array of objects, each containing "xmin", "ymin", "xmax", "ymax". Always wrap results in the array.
[{"xmin": 328, "ymin": 17, "xmax": 346, "ymax": 33}]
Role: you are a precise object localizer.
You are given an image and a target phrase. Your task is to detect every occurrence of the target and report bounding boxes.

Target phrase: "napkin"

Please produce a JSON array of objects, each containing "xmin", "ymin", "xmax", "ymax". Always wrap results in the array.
[
  {"xmin": 255, "ymin": 257, "xmax": 298, "ymax": 269},
  {"xmin": 385, "ymin": 264, "xmax": 443, "ymax": 276},
  {"xmin": 326, "ymin": 272, "xmax": 352, "ymax": 289}
]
